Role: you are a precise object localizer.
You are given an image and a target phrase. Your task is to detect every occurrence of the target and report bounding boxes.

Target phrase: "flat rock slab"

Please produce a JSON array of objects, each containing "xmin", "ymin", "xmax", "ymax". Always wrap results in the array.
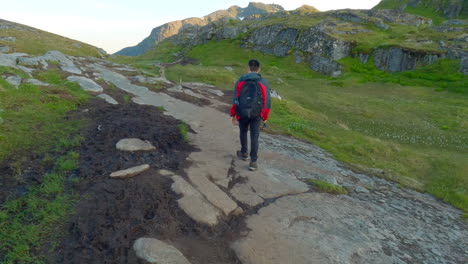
[
  {"xmin": 133, "ymin": 238, "xmax": 191, "ymax": 264},
  {"xmin": 186, "ymin": 166, "xmax": 240, "ymax": 216},
  {"xmin": 110, "ymin": 164, "xmax": 150, "ymax": 179},
  {"xmin": 171, "ymin": 175, "xmax": 221, "ymax": 226},
  {"xmin": 26, "ymin": 79, "xmax": 50, "ymax": 86},
  {"xmin": 67, "ymin": 76, "xmax": 103, "ymax": 93},
  {"xmin": 232, "ymin": 193, "xmax": 394, "ymax": 264},
  {"xmin": 116, "ymin": 138, "xmax": 155, "ymax": 151},
  {"xmin": 97, "ymin": 93, "xmax": 118, "ymax": 105}
]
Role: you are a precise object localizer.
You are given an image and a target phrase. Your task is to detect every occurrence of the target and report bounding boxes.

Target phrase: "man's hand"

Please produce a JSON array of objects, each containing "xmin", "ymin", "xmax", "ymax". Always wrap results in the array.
[{"xmin": 231, "ymin": 116, "xmax": 238, "ymax": 125}]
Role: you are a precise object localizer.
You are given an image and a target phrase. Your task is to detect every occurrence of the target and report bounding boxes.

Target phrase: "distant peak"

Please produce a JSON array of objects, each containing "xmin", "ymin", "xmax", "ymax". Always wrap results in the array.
[{"xmin": 295, "ymin": 5, "xmax": 321, "ymax": 13}]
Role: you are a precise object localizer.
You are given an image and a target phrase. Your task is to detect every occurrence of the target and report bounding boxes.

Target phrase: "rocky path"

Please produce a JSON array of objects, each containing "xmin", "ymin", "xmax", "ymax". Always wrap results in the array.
[
  {"xmin": 1, "ymin": 51, "xmax": 467, "ymax": 263},
  {"xmin": 91, "ymin": 62, "xmax": 467, "ymax": 264}
]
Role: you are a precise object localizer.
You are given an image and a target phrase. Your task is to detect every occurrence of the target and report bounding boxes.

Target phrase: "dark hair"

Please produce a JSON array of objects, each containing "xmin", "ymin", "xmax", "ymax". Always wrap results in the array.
[{"xmin": 248, "ymin": 59, "xmax": 260, "ymax": 72}]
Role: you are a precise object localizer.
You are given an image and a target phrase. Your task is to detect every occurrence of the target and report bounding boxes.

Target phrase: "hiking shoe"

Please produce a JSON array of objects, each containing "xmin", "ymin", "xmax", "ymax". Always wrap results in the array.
[
  {"xmin": 248, "ymin": 162, "xmax": 258, "ymax": 171},
  {"xmin": 237, "ymin": 151, "xmax": 248, "ymax": 161}
]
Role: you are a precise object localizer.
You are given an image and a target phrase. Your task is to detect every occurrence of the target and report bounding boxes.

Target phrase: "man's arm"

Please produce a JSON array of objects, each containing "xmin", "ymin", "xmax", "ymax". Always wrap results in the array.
[
  {"xmin": 230, "ymin": 81, "xmax": 239, "ymax": 117},
  {"xmin": 259, "ymin": 78, "xmax": 271, "ymax": 121}
]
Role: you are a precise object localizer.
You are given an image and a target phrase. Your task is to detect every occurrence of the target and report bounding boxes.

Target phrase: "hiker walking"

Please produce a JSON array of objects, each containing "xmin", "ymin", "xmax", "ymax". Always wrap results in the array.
[{"xmin": 230, "ymin": 59, "xmax": 271, "ymax": 171}]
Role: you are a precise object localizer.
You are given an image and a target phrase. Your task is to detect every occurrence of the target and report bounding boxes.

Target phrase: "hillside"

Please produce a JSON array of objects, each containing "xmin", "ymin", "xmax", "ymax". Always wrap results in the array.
[
  {"xmin": 0, "ymin": 19, "xmax": 105, "ymax": 57},
  {"xmin": 374, "ymin": 0, "xmax": 468, "ymax": 20},
  {"xmin": 115, "ymin": 2, "xmax": 284, "ymax": 56}
]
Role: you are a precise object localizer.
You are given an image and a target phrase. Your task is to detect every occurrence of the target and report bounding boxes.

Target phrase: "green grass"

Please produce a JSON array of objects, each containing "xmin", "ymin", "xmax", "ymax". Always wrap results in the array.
[
  {"xmin": 178, "ymin": 122, "xmax": 189, "ymax": 142},
  {"xmin": 306, "ymin": 179, "xmax": 348, "ymax": 195},
  {"xmin": 0, "ymin": 66, "xmax": 89, "ymax": 262},
  {"xmin": 0, "ymin": 69, "xmax": 89, "ymax": 163},
  {"xmin": 153, "ymin": 38, "xmax": 468, "ymax": 213},
  {"xmin": 0, "ymin": 151, "xmax": 80, "ymax": 263},
  {"xmin": 340, "ymin": 57, "xmax": 467, "ymax": 93},
  {"xmin": 0, "ymin": 22, "xmax": 101, "ymax": 56}
]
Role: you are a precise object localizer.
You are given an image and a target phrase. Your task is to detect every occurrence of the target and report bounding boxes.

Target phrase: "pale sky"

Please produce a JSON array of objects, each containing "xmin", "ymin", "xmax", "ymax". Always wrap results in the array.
[{"xmin": 0, "ymin": 0, "xmax": 381, "ymax": 53}]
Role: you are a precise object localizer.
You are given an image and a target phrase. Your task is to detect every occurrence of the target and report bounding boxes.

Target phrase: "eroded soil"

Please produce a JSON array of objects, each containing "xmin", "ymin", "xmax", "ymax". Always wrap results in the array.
[{"xmin": 50, "ymin": 99, "xmax": 241, "ymax": 264}]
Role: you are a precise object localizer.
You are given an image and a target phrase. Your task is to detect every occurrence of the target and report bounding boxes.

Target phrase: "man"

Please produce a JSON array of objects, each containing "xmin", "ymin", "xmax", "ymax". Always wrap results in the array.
[{"xmin": 230, "ymin": 59, "xmax": 271, "ymax": 171}]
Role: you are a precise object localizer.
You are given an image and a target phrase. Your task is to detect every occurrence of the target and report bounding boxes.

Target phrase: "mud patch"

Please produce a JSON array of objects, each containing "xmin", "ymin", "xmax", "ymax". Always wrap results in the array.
[{"xmin": 52, "ymin": 100, "xmax": 240, "ymax": 264}]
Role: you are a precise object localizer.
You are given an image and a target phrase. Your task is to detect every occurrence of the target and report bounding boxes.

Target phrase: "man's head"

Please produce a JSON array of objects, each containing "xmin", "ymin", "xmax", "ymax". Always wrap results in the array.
[{"xmin": 248, "ymin": 59, "xmax": 260, "ymax": 73}]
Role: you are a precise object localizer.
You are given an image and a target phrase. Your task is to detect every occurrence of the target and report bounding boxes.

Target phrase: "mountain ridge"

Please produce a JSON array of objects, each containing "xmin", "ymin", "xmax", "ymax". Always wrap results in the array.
[{"xmin": 115, "ymin": 2, "xmax": 284, "ymax": 56}]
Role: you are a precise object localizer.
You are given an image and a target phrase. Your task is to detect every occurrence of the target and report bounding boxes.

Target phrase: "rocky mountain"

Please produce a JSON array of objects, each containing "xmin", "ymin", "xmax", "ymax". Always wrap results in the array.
[
  {"xmin": 115, "ymin": 2, "xmax": 284, "ymax": 56},
  {"xmin": 374, "ymin": 0, "xmax": 468, "ymax": 19},
  {"xmin": 144, "ymin": 3, "xmax": 467, "ymax": 76}
]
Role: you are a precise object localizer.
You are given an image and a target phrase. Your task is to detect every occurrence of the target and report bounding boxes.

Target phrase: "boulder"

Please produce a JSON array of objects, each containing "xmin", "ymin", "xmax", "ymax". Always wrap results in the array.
[
  {"xmin": 17, "ymin": 57, "xmax": 48, "ymax": 70},
  {"xmin": 43, "ymin": 50, "xmax": 82, "ymax": 74},
  {"xmin": 296, "ymin": 26, "xmax": 353, "ymax": 60},
  {"xmin": 5, "ymin": 75, "xmax": 22, "ymax": 88},
  {"xmin": 245, "ymin": 25, "xmax": 298, "ymax": 57},
  {"xmin": 67, "ymin": 76, "xmax": 103, "ymax": 92},
  {"xmin": 109, "ymin": 164, "xmax": 150, "ymax": 179},
  {"xmin": 97, "ymin": 94, "xmax": 119, "ymax": 105},
  {"xmin": 309, "ymin": 55, "xmax": 342, "ymax": 77},
  {"xmin": 25, "ymin": 79, "xmax": 50, "ymax": 86},
  {"xmin": 133, "ymin": 238, "xmax": 191, "ymax": 264},
  {"xmin": 116, "ymin": 138, "xmax": 155, "ymax": 151}
]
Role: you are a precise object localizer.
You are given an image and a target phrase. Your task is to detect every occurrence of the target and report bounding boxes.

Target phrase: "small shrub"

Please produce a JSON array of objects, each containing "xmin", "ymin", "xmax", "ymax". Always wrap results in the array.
[{"xmin": 306, "ymin": 179, "xmax": 348, "ymax": 195}]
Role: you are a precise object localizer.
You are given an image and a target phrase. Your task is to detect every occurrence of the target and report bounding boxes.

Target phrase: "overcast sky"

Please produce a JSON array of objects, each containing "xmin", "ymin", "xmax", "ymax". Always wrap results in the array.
[{"xmin": 1, "ymin": 0, "xmax": 381, "ymax": 53}]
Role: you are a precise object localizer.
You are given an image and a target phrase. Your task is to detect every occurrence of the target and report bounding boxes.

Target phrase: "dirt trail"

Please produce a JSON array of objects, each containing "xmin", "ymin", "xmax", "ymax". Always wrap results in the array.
[{"xmin": 53, "ymin": 59, "xmax": 467, "ymax": 264}]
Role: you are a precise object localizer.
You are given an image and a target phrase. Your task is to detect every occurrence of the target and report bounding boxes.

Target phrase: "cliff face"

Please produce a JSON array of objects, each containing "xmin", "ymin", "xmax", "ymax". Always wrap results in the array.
[{"xmin": 115, "ymin": 2, "xmax": 284, "ymax": 56}]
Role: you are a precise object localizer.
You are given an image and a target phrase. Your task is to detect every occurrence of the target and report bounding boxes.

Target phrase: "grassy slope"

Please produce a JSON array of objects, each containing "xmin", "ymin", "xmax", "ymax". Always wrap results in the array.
[
  {"xmin": 0, "ymin": 68, "xmax": 89, "ymax": 263},
  {"xmin": 374, "ymin": 0, "xmax": 468, "ymax": 23},
  {"xmin": 0, "ymin": 20, "xmax": 102, "ymax": 56},
  {"xmin": 159, "ymin": 39, "xmax": 468, "ymax": 213}
]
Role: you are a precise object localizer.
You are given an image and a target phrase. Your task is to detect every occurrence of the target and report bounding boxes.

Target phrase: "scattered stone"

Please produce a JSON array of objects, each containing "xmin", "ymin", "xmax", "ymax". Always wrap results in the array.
[
  {"xmin": 43, "ymin": 50, "xmax": 82, "ymax": 74},
  {"xmin": 17, "ymin": 57, "xmax": 48, "ymax": 70},
  {"xmin": 109, "ymin": 164, "xmax": 150, "ymax": 179},
  {"xmin": 270, "ymin": 89, "xmax": 282, "ymax": 100},
  {"xmin": 181, "ymin": 82, "xmax": 215, "ymax": 89},
  {"xmin": 67, "ymin": 76, "xmax": 103, "ymax": 92},
  {"xmin": 133, "ymin": 238, "xmax": 191, "ymax": 264},
  {"xmin": 116, "ymin": 138, "xmax": 155, "ymax": 151},
  {"xmin": 25, "ymin": 79, "xmax": 50, "ymax": 86},
  {"xmin": 355, "ymin": 186, "xmax": 370, "ymax": 193},
  {"xmin": 131, "ymin": 75, "xmax": 147, "ymax": 83},
  {"xmin": 0, "ymin": 53, "xmax": 18, "ymax": 67},
  {"xmin": 158, "ymin": 169, "xmax": 174, "ymax": 176},
  {"xmin": 0, "ymin": 46, "xmax": 9, "ymax": 53},
  {"xmin": 97, "ymin": 93, "xmax": 119, "ymax": 105},
  {"xmin": 0, "ymin": 36, "xmax": 16, "ymax": 42},
  {"xmin": 5, "ymin": 75, "xmax": 22, "ymax": 88},
  {"xmin": 206, "ymin": 88, "xmax": 224, "ymax": 96},
  {"xmin": 171, "ymin": 175, "xmax": 221, "ymax": 225}
]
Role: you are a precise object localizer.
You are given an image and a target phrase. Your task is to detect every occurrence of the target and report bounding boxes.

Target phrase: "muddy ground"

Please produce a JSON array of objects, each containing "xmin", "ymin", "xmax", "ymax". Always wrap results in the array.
[{"xmin": 48, "ymin": 98, "xmax": 241, "ymax": 264}]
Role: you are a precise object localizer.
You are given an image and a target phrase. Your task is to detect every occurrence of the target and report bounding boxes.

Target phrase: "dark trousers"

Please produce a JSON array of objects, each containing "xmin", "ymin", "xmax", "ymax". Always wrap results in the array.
[{"xmin": 239, "ymin": 117, "xmax": 262, "ymax": 162}]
